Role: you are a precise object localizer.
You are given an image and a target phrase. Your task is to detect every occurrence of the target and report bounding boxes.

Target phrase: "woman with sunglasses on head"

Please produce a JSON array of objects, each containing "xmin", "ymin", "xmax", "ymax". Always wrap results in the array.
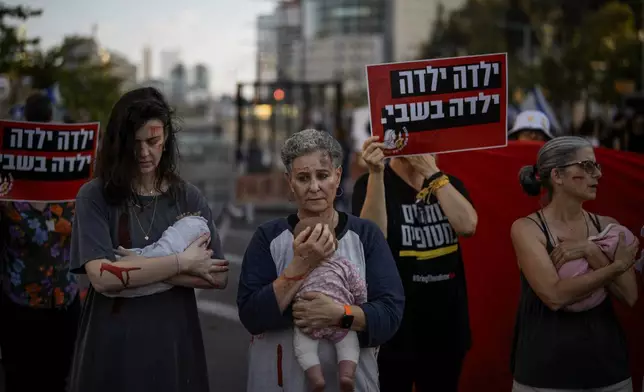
[
  {"xmin": 67, "ymin": 87, "xmax": 228, "ymax": 392},
  {"xmin": 510, "ymin": 136, "xmax": 640, "ymax": 392}
]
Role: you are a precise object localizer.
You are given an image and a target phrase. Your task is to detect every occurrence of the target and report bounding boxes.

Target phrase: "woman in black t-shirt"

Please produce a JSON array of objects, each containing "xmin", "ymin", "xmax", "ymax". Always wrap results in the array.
[
  {"xmin": 352, "ymin": 136, "xmax": 478, "ymax": 392},
  {"xmin": 510, "ymin": 136, "xmax": 639, "ymax": 391}
]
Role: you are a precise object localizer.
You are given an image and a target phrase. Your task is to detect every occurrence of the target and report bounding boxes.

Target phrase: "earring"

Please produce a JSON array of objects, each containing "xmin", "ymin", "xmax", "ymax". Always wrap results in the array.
[{"xmin": 336, "ymin": 187, "xmax": 344, "ymax": 197}]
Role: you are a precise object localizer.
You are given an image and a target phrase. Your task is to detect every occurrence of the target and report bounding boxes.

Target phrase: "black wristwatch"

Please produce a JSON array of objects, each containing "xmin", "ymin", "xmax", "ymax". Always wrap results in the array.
[{"xmin": 340, "ymin": 304, "xmax": 354, "ymax": 329}]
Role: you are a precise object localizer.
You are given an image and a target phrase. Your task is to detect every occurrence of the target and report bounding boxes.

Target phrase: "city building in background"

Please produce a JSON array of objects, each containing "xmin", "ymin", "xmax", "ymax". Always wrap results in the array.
[
  {"xmin": 256, "ymin": 13, "xmax": 278, "ymax": 82},
  {"xmin": 170, "ymin": 63, "xmax": 188, "ymax": 104},
  {"xmin": 291, "ymin": 35, "xmax": 383, "ymax": 92},
  {"xmin": 275, "ymin": 0, "xmax": 302, "ymax": 81},
  {"xmin": 142, "ymin": 45, "xmax": 152, "ymax": 81},
  {"xmin": 296, "ymin": 0, "xmax": 386, "ymax": 93},
  {"xmin": 305, "ymin": 0, "xmax": 386, "ymax": 38},
  {"xmin": 390, "ymin": 0, "xmax": 466, "ymax": 62},
  {"xmin": 194, "ymin": 63, "xmax": 210, "ymax": 91},
  {"xmin": 160, "ymin": 49, "xmax": 180, "ymax": 81},
  {"xmin": 254, "ymin": 0, "xmax": 475, "ymax": 97}
]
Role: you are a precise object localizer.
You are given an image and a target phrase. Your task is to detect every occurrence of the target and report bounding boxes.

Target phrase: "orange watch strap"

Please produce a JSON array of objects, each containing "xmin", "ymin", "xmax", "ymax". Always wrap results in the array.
[{"xmin": 343, "ymin": 304, "xmax": 352, "ymax": 316}]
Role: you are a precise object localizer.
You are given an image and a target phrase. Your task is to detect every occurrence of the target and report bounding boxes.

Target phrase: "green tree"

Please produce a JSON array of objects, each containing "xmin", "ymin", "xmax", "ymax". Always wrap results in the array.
[
  {"xmin": 419, "ymin": 0, "xmax": 640, "ymax": 105},
  {"xmin": 23, "ymin": 35, "xmax": 123, "ymax": 123},
  {"xmin": 534, "ymin": 1, "xmax": 640, "ymax": 104},
  {"xmin": 0, "ymin": 3, "xmax": 42, "ymax": 110},
  {"xmin": 0, "ymin": 3, "xmax": 41, "ymax": 73},
  {"xmin": 54, "ymin": 36, "xmax": 123, "ymax": 123},
  {"xmin": 418, "ymin": 0, "xmax": 538, "ymax": 101}
]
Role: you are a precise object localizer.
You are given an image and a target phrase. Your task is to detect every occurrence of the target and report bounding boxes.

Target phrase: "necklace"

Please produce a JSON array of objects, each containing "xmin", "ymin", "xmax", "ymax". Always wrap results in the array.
[
  {"xmin": 541, "ymin": 209, "xmax": 589, "ymax": 245},
  {"xmin": 131, "ymin": 196, "xmax": 158, "ymax": 241},
  {"xmin": 130, "ymin": 184, "xmax": 158, "ymax": 209},
  {"xmin": 130, "ymin": 196, "xmax": 155, "ymax": 209}
]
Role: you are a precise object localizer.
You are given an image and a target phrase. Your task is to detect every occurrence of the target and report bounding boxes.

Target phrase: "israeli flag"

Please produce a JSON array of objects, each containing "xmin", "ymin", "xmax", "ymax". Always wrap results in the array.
[
  {"xmin": 44, "ymin": 83, "xmax": 62, "ymax": 105},
  {"xmin": 520, "ymin": 86, "xmax": 563, "ymax": 136},
  {"xmin": 9, "ymin": 104, "xmax": 24, "ymax": 120}
]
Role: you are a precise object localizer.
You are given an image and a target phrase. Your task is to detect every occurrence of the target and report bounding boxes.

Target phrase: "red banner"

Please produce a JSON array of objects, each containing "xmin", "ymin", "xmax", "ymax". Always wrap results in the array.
[
  {"xmin": 366, "ymin": 53, "xmax": 508, "ymax": 157},
  {"xmin": 436, "ymin": 141, "xmax": 644, "ymax": 392},
  {"xmin": 0, "ymin": 120, "xmax": 99, "ymax": 202}
]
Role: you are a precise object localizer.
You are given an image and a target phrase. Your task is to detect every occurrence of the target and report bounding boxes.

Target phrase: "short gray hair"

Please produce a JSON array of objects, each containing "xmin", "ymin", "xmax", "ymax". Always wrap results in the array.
[
  {"xmin": 519, "ymin": 136, "xmax": 592, "ymax": 198},
  {"xmin": 280, "ymin": 129, "xmax": 344, "ymax": 172}
]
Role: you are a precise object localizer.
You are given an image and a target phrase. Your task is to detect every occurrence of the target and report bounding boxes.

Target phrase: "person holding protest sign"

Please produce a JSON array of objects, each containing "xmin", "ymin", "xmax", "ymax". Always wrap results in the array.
[
  {"xmin": 0, "ymin": 92, "xmax": 81, "ymax": 392},
  {"xmin": 67, "ymin": 87, "xmax": 228, "ymax": 392},
  {"xmin": 237, "ymin": 129, "xmax": 404, "ymax": 392},
  {"xmin": 352, "ymin": 136, "xmax": 478, "ymax": 392},
  {"xmin": 510, "ymin": 136, "xmax": 639, "ymax": 392}
]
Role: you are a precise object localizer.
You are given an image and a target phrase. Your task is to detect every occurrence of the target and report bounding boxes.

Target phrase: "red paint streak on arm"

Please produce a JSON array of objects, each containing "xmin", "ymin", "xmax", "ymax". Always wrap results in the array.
[
  {"xmin": 99, "ymin": 263, "xmax": 142, "ymax": 287},
  {"xmin": 277, "ymin": 344, "xmax": 283, "ymax": 387}
]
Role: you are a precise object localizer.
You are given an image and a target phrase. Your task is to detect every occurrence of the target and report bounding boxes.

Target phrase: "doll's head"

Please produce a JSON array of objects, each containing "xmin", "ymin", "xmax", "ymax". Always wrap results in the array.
[{"xmin": 293, "ymin": 216, "xmax": 338, "ymax": 251}]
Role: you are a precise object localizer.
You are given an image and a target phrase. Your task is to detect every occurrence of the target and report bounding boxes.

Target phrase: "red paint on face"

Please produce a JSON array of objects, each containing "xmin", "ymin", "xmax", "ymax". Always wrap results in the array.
[{"xmin": 135, "ymin": 120, "xmax": 166, "ymax": 175}]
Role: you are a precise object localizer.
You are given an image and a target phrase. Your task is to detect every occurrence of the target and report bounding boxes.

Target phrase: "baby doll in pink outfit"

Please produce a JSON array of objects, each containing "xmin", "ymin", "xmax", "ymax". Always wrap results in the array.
[
  {"xmin": 292, "ymin": 217, "xmax": 368, "ymax": 392},
  {"xmin": 557, "ymin": 223, "xmax": 636, "ymax": 312}
]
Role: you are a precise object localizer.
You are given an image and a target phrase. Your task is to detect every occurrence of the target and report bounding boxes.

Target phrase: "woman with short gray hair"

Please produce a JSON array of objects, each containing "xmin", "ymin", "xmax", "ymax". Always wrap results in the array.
[
  {"xmin": 237, "ymin": 129, "xmax": 404, "ymax": 392},
  {"xmin": 510, "ymin": 136, "xmax": 640, "ymax": 391}
]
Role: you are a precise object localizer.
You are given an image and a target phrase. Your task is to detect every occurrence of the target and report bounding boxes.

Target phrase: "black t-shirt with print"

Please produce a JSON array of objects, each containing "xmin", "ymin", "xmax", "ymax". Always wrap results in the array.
[{"xmin": 352, "ymin": 164, "xmax": 472, "ymax": 354}]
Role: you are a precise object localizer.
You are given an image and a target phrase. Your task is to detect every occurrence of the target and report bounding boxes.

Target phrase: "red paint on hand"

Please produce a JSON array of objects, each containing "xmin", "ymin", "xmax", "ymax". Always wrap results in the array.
[{"xmin": 99, "ymin": 263, "xmax": 141, "ymax": 287}]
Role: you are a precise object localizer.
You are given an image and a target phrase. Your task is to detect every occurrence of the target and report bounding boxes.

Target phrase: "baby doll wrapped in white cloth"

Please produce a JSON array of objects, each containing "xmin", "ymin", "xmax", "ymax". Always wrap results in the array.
[
  {"xmin": 103, "ymin": 215, "xmax": 210, "ymax": 298},
  {"xmin": 557, "ymin": 223, "xmax": 636, "ymax": 312}
]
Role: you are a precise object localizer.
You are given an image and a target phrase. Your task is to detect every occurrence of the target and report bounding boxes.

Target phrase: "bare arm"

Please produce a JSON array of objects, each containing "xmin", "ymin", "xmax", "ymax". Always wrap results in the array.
[
  {"xmin": 511, "ymin": 218, "xmax": 628, "ymax": 311},
  {"xmin": 586, "ymin": 248, "xmax": 638, "ymax": 307},
  {"xmin": 419, "ymin": 167, "xmax": 477, "ymax": 236},
  {"xmin": 166, "ymin": 188, "xmax": 229, "ymax": 290},
  {"xmin": 272, "ymin": 257, "xmax": 314, "ymax": 312},
  {"xmin": 356, "ymin": 137, "xmax": 388, "ymax": 236},
  {"xmin": 85, "ymin": 255, "xmax": 180, "ymax": 294},
  {"xmin": 359, "ymin": 172, "xmax": 388, "ymax": 237},
  {"xmin": 165, "ymin": 273, "xmax": 227, "ymax": 289},
  {"xmin": 433, "ymin": 180, "xmax": 477, "ymax": 236}
]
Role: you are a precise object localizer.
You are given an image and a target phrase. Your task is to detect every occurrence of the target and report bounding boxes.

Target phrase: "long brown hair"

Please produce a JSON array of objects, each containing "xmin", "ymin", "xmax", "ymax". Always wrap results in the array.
[{"xmin": 94, "ymin": 87, "xmax": 182, "ymax": 205}]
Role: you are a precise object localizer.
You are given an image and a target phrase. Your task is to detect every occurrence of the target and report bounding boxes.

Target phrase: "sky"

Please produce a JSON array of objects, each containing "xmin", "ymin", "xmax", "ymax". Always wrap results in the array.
[{"xmin": 9, "ymin": 0, "xmax": 276, "ymax": 95}]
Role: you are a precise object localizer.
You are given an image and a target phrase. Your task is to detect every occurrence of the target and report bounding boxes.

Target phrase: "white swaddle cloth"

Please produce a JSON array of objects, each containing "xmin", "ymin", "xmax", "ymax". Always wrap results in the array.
[{"xmin": 103, "ymin": 215, "xmax": 211, "ymax": 298}]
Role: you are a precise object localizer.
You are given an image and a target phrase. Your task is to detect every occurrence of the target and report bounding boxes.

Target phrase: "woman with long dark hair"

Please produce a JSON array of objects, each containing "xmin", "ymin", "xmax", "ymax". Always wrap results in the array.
[{"xmin": 68, "ymin": 87, "xmax": 229, "ymax": 392}]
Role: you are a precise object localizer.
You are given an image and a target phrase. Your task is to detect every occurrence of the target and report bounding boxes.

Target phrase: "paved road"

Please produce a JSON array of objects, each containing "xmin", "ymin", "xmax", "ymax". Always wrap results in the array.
[
  {"xmin": 199, "ymin": 209, "xmax": 290, "ymax": 391},
  {"xmin": 198, "ymin": 217, "xmax": 259, "ymax": 392},
  {"xmin": 0, "ymin": 209, "xmax": 289, "ymax": 392}
]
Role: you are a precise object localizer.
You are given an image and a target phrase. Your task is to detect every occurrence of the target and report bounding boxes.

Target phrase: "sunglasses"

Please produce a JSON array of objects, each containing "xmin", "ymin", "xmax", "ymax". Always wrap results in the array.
[{"xmin": 557, "ymin": 160, "xmax": 602, "ymax": 174}]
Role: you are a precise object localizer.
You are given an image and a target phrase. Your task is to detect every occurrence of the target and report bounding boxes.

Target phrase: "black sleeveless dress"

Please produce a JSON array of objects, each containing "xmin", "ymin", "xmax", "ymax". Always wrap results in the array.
[{"xmin": 510, "ymin": 211, "xmax": 631, "ymax": 389}]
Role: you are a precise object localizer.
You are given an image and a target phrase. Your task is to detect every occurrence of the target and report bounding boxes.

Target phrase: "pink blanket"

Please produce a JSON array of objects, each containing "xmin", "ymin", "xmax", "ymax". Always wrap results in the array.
[{"xmin": 557, "ymin": 223, "xmax": 636, "ymax": 312}]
